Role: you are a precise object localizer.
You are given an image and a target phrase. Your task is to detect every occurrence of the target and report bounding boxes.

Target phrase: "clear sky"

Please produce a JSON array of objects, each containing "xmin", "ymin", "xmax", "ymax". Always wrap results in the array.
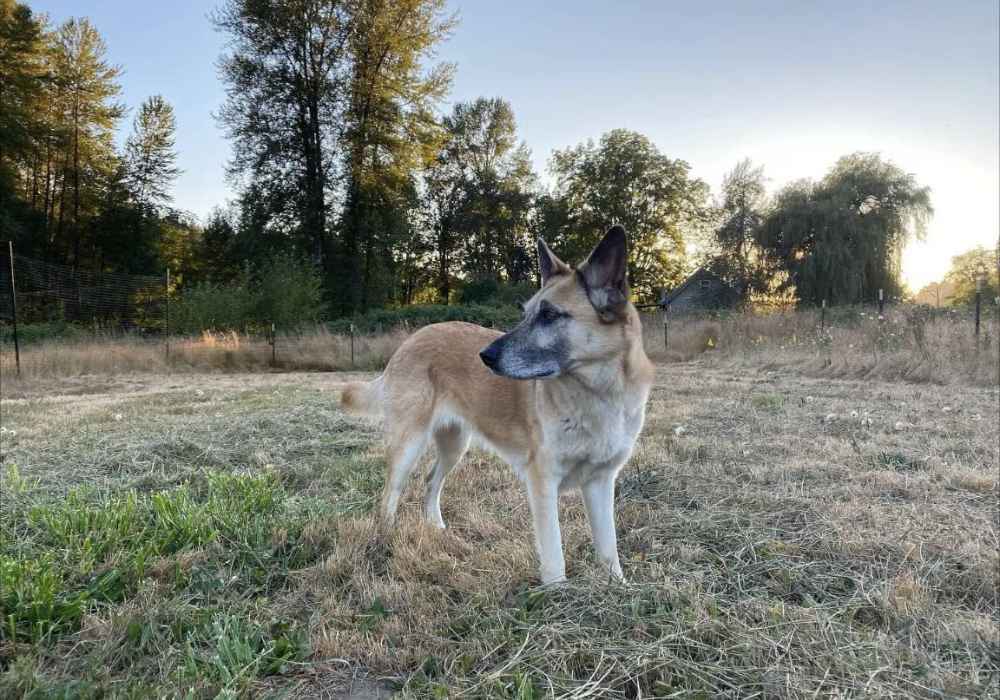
[{"xmin": 34, "ymin": 0, "xmax": 1000, "ymax": 290}]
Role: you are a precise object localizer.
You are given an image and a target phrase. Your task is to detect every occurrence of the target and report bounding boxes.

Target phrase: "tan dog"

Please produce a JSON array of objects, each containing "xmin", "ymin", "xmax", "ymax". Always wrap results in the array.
[{"xmin": 341, "ymin": 226, "xmax": 654, "ymax": 583}]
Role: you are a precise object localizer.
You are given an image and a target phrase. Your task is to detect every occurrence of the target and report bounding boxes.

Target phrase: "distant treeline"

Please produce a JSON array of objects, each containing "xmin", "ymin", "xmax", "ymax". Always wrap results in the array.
[{"xmin": 3, "ymin": 0, "xmax": 991, "ymax": 328}]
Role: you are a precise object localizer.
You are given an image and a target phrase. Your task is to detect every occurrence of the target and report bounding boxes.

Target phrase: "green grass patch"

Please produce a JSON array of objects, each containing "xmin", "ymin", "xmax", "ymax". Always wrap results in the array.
[{"xmin": 0, "ymin": 468, "xmax": 331, "ymax": 646}]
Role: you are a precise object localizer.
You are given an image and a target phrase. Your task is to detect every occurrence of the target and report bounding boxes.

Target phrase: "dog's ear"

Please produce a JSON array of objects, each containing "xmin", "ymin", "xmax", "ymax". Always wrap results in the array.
[
  {"xmin": 579, "ymin": 225, "xmax": 629, "ymax": 321},
  {"xmin": 537, "ymin": 238, "xmax": 570, "ymax": 285}
]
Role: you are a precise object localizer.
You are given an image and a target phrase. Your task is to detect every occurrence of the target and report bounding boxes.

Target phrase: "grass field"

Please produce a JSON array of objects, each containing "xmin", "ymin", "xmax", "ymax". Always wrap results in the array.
[{"xmin": 1, "ymin": 358, "xmax": 997, "ymax": 698}]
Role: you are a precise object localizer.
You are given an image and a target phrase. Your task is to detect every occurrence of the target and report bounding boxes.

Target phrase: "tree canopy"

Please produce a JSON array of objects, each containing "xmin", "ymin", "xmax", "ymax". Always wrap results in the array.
[
  {"xmin": 542, "ymin": 129, "xmax": 710, "ymax": 303},
  {"xmin": 1, "ymin": 0, "xmax": 952, "ymax": 325},
  {"xmin": 755, "ymin": 153, "xmax": 932, "ymax": 305}
]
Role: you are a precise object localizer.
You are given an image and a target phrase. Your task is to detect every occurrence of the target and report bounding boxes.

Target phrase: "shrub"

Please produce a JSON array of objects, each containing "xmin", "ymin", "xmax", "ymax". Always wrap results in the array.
[
  {"xmin": 458, "ymin": 277, "xmax": 537, "ymax": 307},
  {"xmin": 0, "ymin": 321, "xmax": 89, "ymax": 346},
  {"xmin": 170, "ymin": 254, "xmax": 324, "ymax": 334},
  {"xmin": 328, "ymin": 303, "xmax": 522, "ymax": 335},
  {"xmin": 170, "ymin": 272, "xmax": 256, "ymax": 335},
  {"xmin": 254, "ymin": 251, "xmax": 325, "ymax": 330}
]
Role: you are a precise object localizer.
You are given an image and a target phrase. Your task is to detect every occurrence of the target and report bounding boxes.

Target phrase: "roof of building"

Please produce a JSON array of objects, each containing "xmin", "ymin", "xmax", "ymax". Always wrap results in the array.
[{"xmin": 662, "ymin": 267, "xmax": 727, "ymax": 305}]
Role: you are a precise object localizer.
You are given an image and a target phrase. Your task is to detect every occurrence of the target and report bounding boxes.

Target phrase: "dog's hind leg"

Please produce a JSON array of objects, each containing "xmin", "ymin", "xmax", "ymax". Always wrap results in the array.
[
  {"xmin": 381, "ymin": 429, "xmax": 429, "ymax": 528},
  {"xmin": 424, "ymin": 424, "xmax": 470, "ymax": 529}
]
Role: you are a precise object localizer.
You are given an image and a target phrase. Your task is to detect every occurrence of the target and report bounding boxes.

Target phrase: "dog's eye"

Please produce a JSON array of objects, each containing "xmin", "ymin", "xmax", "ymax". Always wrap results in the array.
[{"xmin": 537, "ymin": 303, "xmax": 565, "ymax": 324}]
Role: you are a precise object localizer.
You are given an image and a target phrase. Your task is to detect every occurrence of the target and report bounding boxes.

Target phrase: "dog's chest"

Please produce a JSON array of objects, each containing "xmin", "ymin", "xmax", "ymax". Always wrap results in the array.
[{"xmin": 549, "ymin": 398, "xmax": 645, "ymax": 487}]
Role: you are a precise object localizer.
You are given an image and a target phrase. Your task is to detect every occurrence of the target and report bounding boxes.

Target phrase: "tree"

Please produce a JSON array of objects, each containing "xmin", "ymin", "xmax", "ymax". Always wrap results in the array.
[
  {"xmin": 0, "ymin": 1, "xmax": 50, "ymax": 251},
  {"xmin": 214, "ymin": 0, "xmax": 353, "ymax": 274},
  {"xmin": 544, "ymin": 129, "xmax": 709, "ymax": 302},
  {"xmin": 125, "ymin": 94, "xmax": 180, "ymax": 210},
  {"xmin": 424, "ymin": 97, "xmax": 535, "ymax": 303},
  {"xmin": 337, "ymin": 0, "xmax": 455, "ymax": 312},
  {"xmin": 50, "ymin": 17, "xmax": 125, "ymax": 267},
  {"xmin": 756, "ymin": 153, "xmax": 932, "ymax": 305},
  {"xmin": 707, "ymin": 158, "xmax": 768, "ymax": 302},
  {"xmin": 0, "ymin": 0, "xmax": 46, "ymax": 170},
  {"xmin": 944, "ymin": 245, "xmax": 999, "ymax": 306}
]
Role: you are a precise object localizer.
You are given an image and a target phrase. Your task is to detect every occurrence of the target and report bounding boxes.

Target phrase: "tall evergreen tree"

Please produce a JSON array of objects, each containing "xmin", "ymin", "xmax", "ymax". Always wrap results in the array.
[
  {"xmin": 50, "ymin": 17, "xmax": 124, "ymax": 266},
  {"xmin": 124, "ymin": 94, "xmax": 180, "ymax": 210}
]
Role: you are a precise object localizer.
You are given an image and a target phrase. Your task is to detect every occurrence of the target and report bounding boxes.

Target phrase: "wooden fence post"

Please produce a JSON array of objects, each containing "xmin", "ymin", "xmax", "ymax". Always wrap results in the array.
[
  {"xmin": 975, "ymin": 276, "xmax": 982, "ymax": 341},
  {"xmin": 662, "ymin": 305, "xmax": 669, "ymax": 350}
]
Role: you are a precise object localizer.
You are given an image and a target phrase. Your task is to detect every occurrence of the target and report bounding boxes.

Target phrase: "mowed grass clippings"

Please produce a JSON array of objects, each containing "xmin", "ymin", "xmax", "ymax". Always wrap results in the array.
[{"xmin": 1, "ymin": 366, "xmax": 998, "ymax": 697}]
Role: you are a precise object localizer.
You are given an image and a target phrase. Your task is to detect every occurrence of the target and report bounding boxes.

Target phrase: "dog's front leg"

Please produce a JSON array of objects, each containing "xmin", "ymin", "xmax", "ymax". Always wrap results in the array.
[
  {"xmin": 526, "ymin": 470, "xmax": 566, "ymax": 584},
  {"xmin": 582, "ymin": 472, "xmax": 623, "ymax": 580}
]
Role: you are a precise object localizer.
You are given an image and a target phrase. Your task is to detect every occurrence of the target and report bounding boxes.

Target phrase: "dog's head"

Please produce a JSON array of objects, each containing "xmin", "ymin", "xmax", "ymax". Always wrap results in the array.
[{"xmin": 479, "ymin": 225, "xmax": 634, "ymax": 380}]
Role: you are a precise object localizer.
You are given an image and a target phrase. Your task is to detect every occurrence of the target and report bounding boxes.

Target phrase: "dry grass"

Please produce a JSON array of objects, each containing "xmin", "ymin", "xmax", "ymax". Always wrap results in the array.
[
  {"xmin": 1, "ymin": 363, "xmax": 997, "ymax": 697},
  {"xmin": 0, "ymin": 326, "xmax": 409, "ymax": 385},
  {"xmin": 642, "ymin": 305, "xmax": 1000, "ymax": 386},
  {"xmin": 3, "ymin": 306, "xmax": 995, "ymax": 391}
]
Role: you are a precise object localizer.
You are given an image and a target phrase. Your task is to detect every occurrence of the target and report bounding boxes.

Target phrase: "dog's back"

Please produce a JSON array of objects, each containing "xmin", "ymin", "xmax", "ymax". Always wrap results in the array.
[{"xmin": 341, "ymin": 321, "xmax": 538, "ymax": 528}]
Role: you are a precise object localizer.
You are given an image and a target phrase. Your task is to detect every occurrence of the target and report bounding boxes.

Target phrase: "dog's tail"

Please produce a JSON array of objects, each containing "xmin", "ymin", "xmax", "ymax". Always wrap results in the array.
[{"xmin": 338, "ymin": 376, "xmax": 385, "ymax": 417}]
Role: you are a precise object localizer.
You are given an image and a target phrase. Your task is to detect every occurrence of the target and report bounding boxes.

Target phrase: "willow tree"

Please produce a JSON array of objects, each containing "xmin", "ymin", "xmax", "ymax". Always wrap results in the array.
[
  {"xmin": 544, "ymin": 129, "xmax": 709, "ymax": 303},
  {"xmin": 756, "ymin": 153, "xmax": 932, "ymax": 305}
]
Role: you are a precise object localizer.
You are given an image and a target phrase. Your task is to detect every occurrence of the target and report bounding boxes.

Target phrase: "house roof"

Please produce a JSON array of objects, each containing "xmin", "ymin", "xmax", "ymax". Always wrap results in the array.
[{"xmin": 662, "ymin": 267, "xmax": 722, "ymax": 304}]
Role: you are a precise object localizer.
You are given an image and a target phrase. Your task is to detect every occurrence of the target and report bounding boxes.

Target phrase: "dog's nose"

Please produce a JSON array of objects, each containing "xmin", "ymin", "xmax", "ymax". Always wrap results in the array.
[{"xmin": 479, "ymin": 344, "xmax": 500, "ymax": 370}]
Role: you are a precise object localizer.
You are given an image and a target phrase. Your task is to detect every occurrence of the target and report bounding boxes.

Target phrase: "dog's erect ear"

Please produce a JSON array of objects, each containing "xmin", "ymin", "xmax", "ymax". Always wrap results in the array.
[
  {"xmin": 579, "ymin": 225, "xmax": 629, "ymax": 321},
  {"xmin": 537, "ymin": 238, "xmax": 570, "ymax": 285}
]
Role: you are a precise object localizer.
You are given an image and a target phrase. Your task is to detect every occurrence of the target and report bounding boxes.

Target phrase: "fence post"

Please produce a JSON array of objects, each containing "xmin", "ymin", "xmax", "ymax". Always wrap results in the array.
[
  {"xmin": 164, "ymin": 267, "xmax": 170, "ymax": 361},
  {"xmin": 350, "ymin": 323, "xmax": 355, "ymax": 367},
  {"xmin": 877, "ymin": 288, "xmax": 884, "ymax": 316},
  {"xmin": 271, "ymin": 321, "xmax": 277, "ymax": 367},
  {"xmin": 975, "ymin": 276, "xmax": 982, "ymax": 341},
  {"xmin": 662, "ymin": 304, "xmax": 669, "ymax": 350},
  {"xmin": 7, "ymin": 241, "xmax": 20, "ymax": 376},
  {"xmin": 821, "ymin": 298, "xmax": 827, "ymax": 333}
]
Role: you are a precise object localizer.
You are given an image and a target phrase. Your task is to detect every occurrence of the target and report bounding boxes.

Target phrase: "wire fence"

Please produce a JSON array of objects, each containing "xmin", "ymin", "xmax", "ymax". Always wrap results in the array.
[{"xmin": 0, "ymin": 247, "xmax": 167, "ymax": 333}]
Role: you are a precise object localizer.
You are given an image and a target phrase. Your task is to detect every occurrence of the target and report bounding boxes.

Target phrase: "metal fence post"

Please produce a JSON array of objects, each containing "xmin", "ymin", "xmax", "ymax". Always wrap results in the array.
[
  {"xmin": 350, "ymin": 323, "xmax": 355, "ymax": 367},
  {"xmin": 878, "ymin": 288, "xmax": 884, "ymax": 316},
  {"xmin": 7, "ymin": 241, "xmax": 20, "ymax": 376},
  {"xmin": 271, "ymin": 322, "xmax": 277, "ymax": 367},
  {"xmin": 821, "ymin": 298, "xmax": 827, "ymax": 333},
  {"xmin": 164, "ymin": 267, "xmax": 170, "ymax": 361}
]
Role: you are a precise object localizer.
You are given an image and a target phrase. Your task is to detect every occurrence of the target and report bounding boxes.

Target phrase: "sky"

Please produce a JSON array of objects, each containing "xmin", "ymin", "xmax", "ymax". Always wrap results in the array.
[{"xmin": 34, "ymin": 0, "xmax": 1000, "ymax": 291}]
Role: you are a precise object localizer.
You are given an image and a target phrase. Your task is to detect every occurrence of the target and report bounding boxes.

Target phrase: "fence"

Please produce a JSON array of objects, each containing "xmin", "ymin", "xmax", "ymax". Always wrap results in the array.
[
  {"xmin": 2, "ymin": 253, "xmax": 996, "ymax": 379},
  {"xmin": 641, "ymin": 286, "xmax": 997, "ymax": 354},
  {"xmin": 0, "ymin": 243, "xmax": 169, "ymax": 374}
]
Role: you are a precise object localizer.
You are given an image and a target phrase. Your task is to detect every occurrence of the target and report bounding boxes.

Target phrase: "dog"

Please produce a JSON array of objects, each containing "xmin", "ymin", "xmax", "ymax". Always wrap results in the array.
[{"xmin": 340, "ymin": 225, "xmax": 654, "ymax": 583}]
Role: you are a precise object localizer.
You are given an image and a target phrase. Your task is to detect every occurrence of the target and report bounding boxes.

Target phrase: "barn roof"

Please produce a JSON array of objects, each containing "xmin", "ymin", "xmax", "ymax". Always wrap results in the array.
[{"xmin": 661, "ymin": 267, "xmax": 727, "ymax": 305}]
